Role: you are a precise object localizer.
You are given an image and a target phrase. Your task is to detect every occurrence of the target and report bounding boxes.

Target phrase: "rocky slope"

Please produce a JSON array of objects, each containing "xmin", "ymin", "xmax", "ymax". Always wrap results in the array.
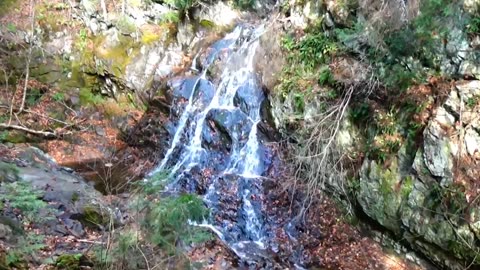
[
  {"xmin": 2, "ymin": 0, "xmax": 480, "ymax": 269},
  {"xmin": 267, "ymin": 0, "xmax": 480, "ymax": 269}
]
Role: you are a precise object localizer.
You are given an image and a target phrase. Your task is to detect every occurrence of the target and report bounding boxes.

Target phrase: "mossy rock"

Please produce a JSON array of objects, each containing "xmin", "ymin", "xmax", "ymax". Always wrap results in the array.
[
  {"xmin": 0, "ymin": 131, "xmax": 28, "ymax": 144},
  {"xmin": 0, "ymin": 162, "xmax": 19, "ymax": 183},
  {"xmin": 80, "ymin": 204, "xmax": 111, "ymax": 228},
  {"xmin": 0, "ymin": 0, "xmax": 18, "ymax": 16},
  {"xmin": 55, "ymin": 254, "xmax": 82, "ymax": 270},
  {"xmin": 0, "ymin": 216, "xmax": 23, "ymax": 236}
]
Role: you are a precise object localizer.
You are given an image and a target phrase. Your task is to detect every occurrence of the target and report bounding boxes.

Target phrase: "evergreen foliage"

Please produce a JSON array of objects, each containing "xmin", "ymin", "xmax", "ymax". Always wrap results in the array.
[
  {"xmin": 1, "ymin": 181, "xmax": 56, "ymax": 224},
  {"xmin": 135, "ymin": 172, "xmax": 211, "ymax": 253}
]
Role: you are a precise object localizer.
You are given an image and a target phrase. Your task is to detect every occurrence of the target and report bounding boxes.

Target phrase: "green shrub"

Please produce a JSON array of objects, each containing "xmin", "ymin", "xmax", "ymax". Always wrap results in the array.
[
  {"xmin": 26, "ymin": 88, "xmax": 43, "ymax": 107},
  {"xmin": 6, "ymin": 233, "xmax": 46, "ymax": 268},
  {"xmin": 116, "ymin": 15, "xmax": 137, "ymax": 34},
  {"xmin": 1, "ymin": 181, "xmax": 55, "ymax": 224},
  {"xmin": 79, "ymin": 88, "xmax": 104, "ymax": 106},
  {"xmin": 162, "ymin": 0, "xmax": 198, "ymax": 11},
  {"xmin": 0, "ymin": 162, "xmax": 19, "ymax": 182},
  {"xmin": 0, "ymin": 0, "xmax": 17, "ymax": 16},
  {"xmin": 234, "ymin": 0, "xmax": 256, "ymax": 10},
  {"xmin": 55, "ymin": 254, "xmax": 83, "ymax": 270},
  {"xmin": 161, "ymin": 11, "xmax": 180, "ymax": 23},
  {"xmin": 143, "ymin": 194, "xmax": 211, "ymax": 251},
  {"xmin": 52, "ymin": 92, "xmax": 65, "ymax": 102},
  {"xmin": 467, "ymin": 15, "xmax": 480, "ymax": 34},
  {"xmin": 318, "ymin": 67, "xmax": 335, "ymax": 86},
  {"xmin": 277, "ymin": 30, "xmax": 338, "ymax": 103},
  {"xmin": 134, "ymin": 172, "xmax": 212, "ymax": 252}
]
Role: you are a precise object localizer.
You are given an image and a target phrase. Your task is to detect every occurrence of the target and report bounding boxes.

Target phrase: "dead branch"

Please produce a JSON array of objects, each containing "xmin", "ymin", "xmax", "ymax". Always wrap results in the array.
[
  {"xmin": 76, "ymin": 239, "xmax": 106, "ymax": 245},
  {"xmin": 0, "ymin": 123, "xmax": 57, "ymax": 138}
]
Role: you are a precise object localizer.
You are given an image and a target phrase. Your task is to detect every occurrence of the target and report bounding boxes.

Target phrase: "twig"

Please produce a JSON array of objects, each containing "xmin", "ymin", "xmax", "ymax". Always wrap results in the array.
[{"xmin": 137, "ymin": 243, "xmax": 151, "ymax": 270}]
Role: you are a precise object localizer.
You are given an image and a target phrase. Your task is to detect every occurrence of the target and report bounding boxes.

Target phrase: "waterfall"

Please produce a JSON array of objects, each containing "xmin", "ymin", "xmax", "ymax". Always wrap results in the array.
[{"xmin": 151, "ymin": 24, "xmax": 271, "ymax": 260}]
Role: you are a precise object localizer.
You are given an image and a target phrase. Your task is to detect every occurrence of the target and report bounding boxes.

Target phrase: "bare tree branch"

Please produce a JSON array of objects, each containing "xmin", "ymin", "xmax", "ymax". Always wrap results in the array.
[{"xmin": 0, "ymin": 123, "xmax": 57, "ymax": 138}]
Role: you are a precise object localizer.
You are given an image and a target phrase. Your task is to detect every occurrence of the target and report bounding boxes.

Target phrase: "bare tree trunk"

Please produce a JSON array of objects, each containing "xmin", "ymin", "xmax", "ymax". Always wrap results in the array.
[{"xmin": 18, "ymin": 0, "xmax": 36, "ymax": 114}]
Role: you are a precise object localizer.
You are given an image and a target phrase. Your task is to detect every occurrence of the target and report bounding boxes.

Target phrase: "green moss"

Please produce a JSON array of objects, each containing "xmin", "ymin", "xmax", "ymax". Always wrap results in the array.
[
  {"xmin": 161, "ymin": 11, "xmax": 180, "ymax": 24},
  {"xmin": 199, "ymin": 19, "xmax": 215, "ymax": 28},
  {"xmin": 56, "ymin": 254, "xmax": 82, "ymax": 270},
  {"xmin": 36, "ymin": 4, "xmax": 70, "ymax": 36},
  {"xmin": 401, "ymin": 175, "xmax": 414, "ymax": 198},
  {"xmin": 93, "ymin": 34, "xmax": 141, "ymax": 78},
  {"xmin": 115, "ymin": 15, "xmax": 137, "ymax": 34},
  {"xmin": 81, "ymin": 204, "xmax": 110, "ymax": 227},
  {"xmin": 0, "ymin": 0, "xmax": 18, "ymax": 16},
  {"xmin": 449, "ymin": 240, "xmax": 480, "ymax": 263},
  {"xmin": 79, "ymin": 88, "xmax": 104, "ymax": 106},
  {"xmin": 0, "ymin": 162, "xmax": 19, "ymax": 183},
  {"xmin": 141, "ymin": 31, "xmax": 162, "ymax": 45},
  {"xmin": 377, "ymin": 163, "xmax": 397, "ymax": 198},
  {"xmin": 71, "ymin": 192, "xmax": 79, "ymax": 203},
  {"xmin": 2, "ymin": 131, "xmax": 27, "ymax": 144}
]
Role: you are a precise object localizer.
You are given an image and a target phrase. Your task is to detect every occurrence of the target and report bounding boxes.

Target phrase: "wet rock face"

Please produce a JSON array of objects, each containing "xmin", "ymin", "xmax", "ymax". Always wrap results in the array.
[{"xmin": 357, "ymin": 81, "xmax": 480, "ymax": 269}]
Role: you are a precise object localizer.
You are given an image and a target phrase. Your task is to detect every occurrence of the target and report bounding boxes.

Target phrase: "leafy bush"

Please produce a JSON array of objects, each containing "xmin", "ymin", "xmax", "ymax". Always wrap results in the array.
[
  {"xmin": 288, "ymin": 32, "xmax": 338, "ymax": 71},
  {"xmin": 335, "ymin": 0, "xmax": 467, "ymax": 92}
]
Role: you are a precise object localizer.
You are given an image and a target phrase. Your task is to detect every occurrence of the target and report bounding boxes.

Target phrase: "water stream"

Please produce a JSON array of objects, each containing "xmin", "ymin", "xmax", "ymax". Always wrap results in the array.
[{"xmin": 150, "ymin": 24, "xmax": 276, "ymax": 262}]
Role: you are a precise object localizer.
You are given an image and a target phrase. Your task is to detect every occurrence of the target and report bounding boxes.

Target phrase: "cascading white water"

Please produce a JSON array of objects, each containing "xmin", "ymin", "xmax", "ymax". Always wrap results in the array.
[
  {"xmin": 151, "ymin": 24, "xmax": 270, "ymax": 259},
  {"xmin": 151, "ymin": 26, "xmax": 244, "ymax": 174}
]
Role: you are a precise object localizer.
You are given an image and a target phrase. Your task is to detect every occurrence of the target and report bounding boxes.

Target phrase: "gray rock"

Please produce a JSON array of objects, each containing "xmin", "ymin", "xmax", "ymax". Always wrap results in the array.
[
  {"xmin": 81, "ymin": 0, "xmax": 98, "ymax": 17},
  {"xmin": 0, "ymin": 223, "xmax": 13, "ymax": 241},
  {"xmin": 464, "ymin": 0, "xmax": 480, "ymax": 14},
  {"xmin": 125, "ymin": 45, "xmax": 166, "ymax": 92},
  {"xmin": 456, "ymin": 80, "xmax": 480, "ymax": 97},
  {"xmin": 0, "ymin": 162, "xmax": 20, "ymax": 183},
  {"xmin": 435, "ymin": 107, "xmax": 455, "ymax": 127},
  {"xmin": 193, "ymin": 1, "xmax": 239, "ymax": 27},
  {"xmin": 464, "ymin": 128, "xmax": 480, "ymax": 156},
  {"xmin": 8, "ymin": 146, "xmax": 121, "ymax": 232},
  {"xmin": 422, "ymin": 122, "xmax": 453, "ymax": 182},
  {"xmin": 459, "ymin": 61, "xmax": 480, "ymax": 79}
]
